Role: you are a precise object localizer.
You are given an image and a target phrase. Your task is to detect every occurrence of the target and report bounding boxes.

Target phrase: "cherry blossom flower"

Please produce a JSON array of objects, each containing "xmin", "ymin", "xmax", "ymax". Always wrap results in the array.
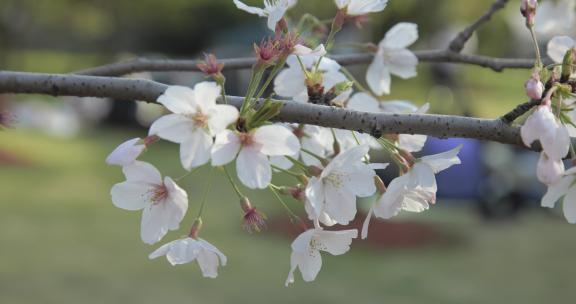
[
  {"xmin": 233, "ymin": 0, "xmax": 297, "ymax": 31},
  {"xmin": 305, "ymin": 145, "xmax": 378, "ymax": 226},
  {"xmin": 520, "ymin": 104, "xmax": 570, "ymax": 160},
  {"xmin": 111, "ymin": 161, "xmax": 188, "ymax": 244},
  {"xmin": 547, "ymin": 36, "xmax": 575, "ymax": 64},
  {"xmin": 541, "ymin": 167, "xmax": 576, "ymax": 223},
  {"xmin": 211, "ymin": 125, "xmax": 301, "ymax": 189},
  {"xmin": 285, "ymin": 226, "xmax": 357, "ymax": 286},
  {"xmin": 367, "ymin": 22, "xmax": 419, "ymax": 96},
  {"xmin": 149, "ymin": 82, "xmax": 239, "ymax": 170},
  {"xmin": 149, "ymin": 237, "xmax": 227, "ymax": 278},
  {"xmin": 106, "ymin": 136, "xmax": 158, "ymax": 166},
  {"xmin": 362, "ymin": 145, "xmax": 462, "ymax": 239},
  {"xmin": 347, "ymin": 93, "xmax": 428, "ymax": 152},
  {"xmin": 334, "ymin": 0, "xmax": 388, "ymax": 16},
  {"xmin": 274, "ymin": 55, "xmax": 352, "ymax": 103}
]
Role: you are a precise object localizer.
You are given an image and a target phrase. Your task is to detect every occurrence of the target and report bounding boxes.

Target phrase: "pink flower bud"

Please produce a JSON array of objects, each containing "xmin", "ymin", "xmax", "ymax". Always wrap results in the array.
[
  {"xmin": 525, "ymin": 73, "xmax": 544, "ymax": 100},
  {"xmin": 520, "ymin": 0, "xmax": 538, "ymax": 27}
]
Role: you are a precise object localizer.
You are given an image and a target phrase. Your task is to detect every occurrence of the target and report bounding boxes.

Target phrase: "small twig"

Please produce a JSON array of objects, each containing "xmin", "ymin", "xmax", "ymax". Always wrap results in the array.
[
  {"xmin": 500, "ymin": 99, "xmax": 540, "ymax": 123},
  {"xmin": 448, "ymin": 0, "xmax": 510, "ymax": 53},
  {"xmin": 74, "ymin": 49, "xmax": 542, "ymax": 77}
]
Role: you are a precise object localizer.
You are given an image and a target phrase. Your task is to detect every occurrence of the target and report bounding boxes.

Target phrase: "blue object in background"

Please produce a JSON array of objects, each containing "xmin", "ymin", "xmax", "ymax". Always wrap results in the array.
[{"xmin": 422, "ymin": 138, "xmax": 483, "ymax": 200}]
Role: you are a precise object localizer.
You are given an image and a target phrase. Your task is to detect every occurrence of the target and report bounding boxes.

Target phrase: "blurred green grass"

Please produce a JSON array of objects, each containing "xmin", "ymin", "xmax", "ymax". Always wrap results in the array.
[{"xmin": 1, "ymin": 126, "xmax": 576, "ymax": 304}]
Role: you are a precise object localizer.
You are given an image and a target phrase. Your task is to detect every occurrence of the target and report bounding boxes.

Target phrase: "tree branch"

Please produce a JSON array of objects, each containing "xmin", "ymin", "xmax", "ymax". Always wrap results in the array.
[
  {"xmin": 500, "ymin": 99, "xmax": 540, "ymax": 123},
  {"xmin": 75, "ymin": 50, "xmax": 543, "ymax": 77},
  {"xmin": 448, "ymin": 0, "xmax": 509, "ymax": 53},
  {"xmin": 0, "ymin": 71, "xmax": 534, "ymax": 149}
]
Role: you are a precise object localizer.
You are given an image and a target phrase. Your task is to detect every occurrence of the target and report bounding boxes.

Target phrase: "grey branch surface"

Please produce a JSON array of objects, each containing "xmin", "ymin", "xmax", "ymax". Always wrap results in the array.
[
  {"xmin": 75, "ymin": 50, "xmax": 542, "ymax": 77},
  {"xmin": 0, "ymin": 71, "xmax": 527, "ymax": 148}
]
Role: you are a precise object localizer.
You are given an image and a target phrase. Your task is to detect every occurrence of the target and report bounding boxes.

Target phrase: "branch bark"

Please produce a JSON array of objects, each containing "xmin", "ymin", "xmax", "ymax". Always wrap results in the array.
[
  {"xmin": 74, "ymin": 50, "xmax": 544, "ymax": 77},
  {"xmin": 0, "ymin": 71, "xmax": 531, "ymax": 148},
  {"xmin": 448, "ymin": 0, "xmax": 509, "ymax": 53}
]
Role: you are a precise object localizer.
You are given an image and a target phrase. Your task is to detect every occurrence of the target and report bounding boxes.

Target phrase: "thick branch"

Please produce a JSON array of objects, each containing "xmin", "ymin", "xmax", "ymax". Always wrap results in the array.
[
  {"xmin": 448, "ymin": 0, "xmax": 509, "ymax": 53},
  {"xmin": 75, "ymin": 50, "xmax": 542, "ymax": 77},
  {"xmin": 0, "ymin": 71, "xmax": 530, "ymax": 148}
]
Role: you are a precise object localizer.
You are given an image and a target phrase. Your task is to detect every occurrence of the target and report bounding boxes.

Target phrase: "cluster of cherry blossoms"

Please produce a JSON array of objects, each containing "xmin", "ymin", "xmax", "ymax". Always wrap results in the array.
[
  {"xmin": 519, "ymin": 0, "xmax": 576, "ymax": 224},
  {"xmin": 102, "ymin": 0, "xmax": 574, "ymax": 286}
]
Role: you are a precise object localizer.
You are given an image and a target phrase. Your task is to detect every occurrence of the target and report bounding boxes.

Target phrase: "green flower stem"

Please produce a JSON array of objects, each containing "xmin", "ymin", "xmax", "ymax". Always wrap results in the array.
[
  {"xmin": 529, "ymin": 26, "xmax": 542, "ymax": 68},
  {"xmin": 254, "ymin": 57, "xmax": 287, "ymax": 100},
  {"xmin": 223, "ymin": 166, "xmax": 244, "ymax": 199},
  {"xmin": 241, "ymin": 65, "xmax": 267, "ymax": 115},
  {"xmin": 269, "ymin": 185, "xmax": 299, "ymax": 221},
  {"xmin": 196, "ymin": 167, "xmax": 215, "ymax": 219}
]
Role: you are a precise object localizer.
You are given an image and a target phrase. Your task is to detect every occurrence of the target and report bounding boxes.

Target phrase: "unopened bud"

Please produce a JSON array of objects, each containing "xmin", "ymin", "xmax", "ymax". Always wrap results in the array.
[
  {"xmin": 525, "ymin": 72, "xmax": 544, "ymax": 100},
  {"xmin": 520, "ymin": 0, "xmax": 538, "ymax": 27}
]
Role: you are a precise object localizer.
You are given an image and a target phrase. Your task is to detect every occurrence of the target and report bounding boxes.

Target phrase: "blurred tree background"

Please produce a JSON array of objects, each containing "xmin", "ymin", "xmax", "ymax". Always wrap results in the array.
[{"xmin": 2, "ymin": 1, "xmax": 576, "ymax": 303}]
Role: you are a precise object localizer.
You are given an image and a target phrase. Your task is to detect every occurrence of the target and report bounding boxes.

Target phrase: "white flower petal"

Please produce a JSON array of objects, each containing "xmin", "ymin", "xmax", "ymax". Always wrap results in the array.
[
  {"xmin": 196, "ymin": 249, "xmax": 221, "ymax": 278},
  {"xmin": 254, "ymin": 125, "xmax": 301, "ymax": 156},
  {"xmin": 106, "ymin": 138, "xmax": 145, "ymax": 166},
  {"xmin": 541, "ymin": 175, "xmax": 574, "ymax": 208},
  {"xmin": 347, "ymin": 93, "xmax": 381, "ymax": 113},
  {"xmin": 537, "ymin": 152, "xmax": 565, "ymax": 185},
  {"xmin": 233, "ymin": 0, "xmax": 267, "ymax": 16},
  {"xmin": 366, "ymin": 52, "xmax": 391, "ymax": 96},
  {"xmin": 193, "ymin": 82, "xmax": 220, "ymax": 113},
  {"xmin": 419, "ymin": 145, "xmax": 462, "ymax": 173},
  {"xmin": 149, "ymin": 114, "xmax": 194, "ymax": 143},
  {"xmin": 211, "ymin": 130, "xmax": 241, "ymax": 166},
  {"xmin": 208, "ymin": 105, "xmax": 239, "ymax": 135},
  {"xmin": 110, "ymin": 182, "xmax": 151, "ymax": 211},
  {"xmin": 323, "ymin": 183, "xmax": 357, "ymax": 225},
  {"xmin": 293, "ymin": 250, "xmax": 322, "ymax": 282},
  {"xmin": 386, "ymin": 48, "xmax": 418, "ymax": 79},
  {"xmin": 343, "ymin": 166, "xmax": 377, "ymax": 197},
  {"xmin": 122, "ymin": 161, "xmax": 162, "ymax": 184},
  {"xmin": 179, "ymin": 130, "xmax": 213, "ymax": 170},
  {"xmin": 382, "ymin": 22, "xmax": 418, "ymax": 49},
  {"xmin": 305, "ymin": 176, "xmax": 326, "ymax": 219},
  {"xmin": 157, "ymin": 86, "xmax": 197, "ymax": 114},
  {"xmin": 547, "ymin": 36, "xmax": 575, "ymax": 64},
  {"xmin": 236, "ymin": 147, "xmax": 272, "ymax": 189},
  {"xmin": 315, "ymin": 229, "xmax": 357, "ymax": 255}
]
